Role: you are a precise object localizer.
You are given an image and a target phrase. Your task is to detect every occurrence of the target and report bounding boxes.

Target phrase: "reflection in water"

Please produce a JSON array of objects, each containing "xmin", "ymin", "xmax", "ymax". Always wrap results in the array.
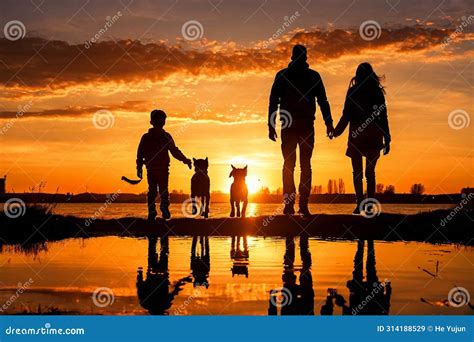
[
  {"xmin": 321, "ymin": 240, "xmax": 392, "ymax": 315},
  {"xmin": 230, "ymin": 236, "xmax": 249, "ymax": 277},
  {"xmin": 191, "ymin": 236, "xmax": 210, "ymax": 288},
  {"xmin": 136, "ymin": 236, "xmax": 191, "ymax": 315},
  {"xmin": 269, "ymin": 236, "xmax": 314, "ymax": 315}
]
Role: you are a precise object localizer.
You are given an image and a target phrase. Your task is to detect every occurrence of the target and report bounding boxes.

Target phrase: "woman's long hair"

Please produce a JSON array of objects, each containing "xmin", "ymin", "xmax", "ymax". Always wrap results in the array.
[{"xmin": 349, "ymin": 63, "xmax": 385, "ymax": 94}]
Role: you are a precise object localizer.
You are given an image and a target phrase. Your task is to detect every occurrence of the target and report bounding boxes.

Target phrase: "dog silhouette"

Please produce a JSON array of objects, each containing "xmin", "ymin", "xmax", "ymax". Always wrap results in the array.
[
  {"xmin": 229, "ymin": 165, "xmax": 248, "ymax": 217},
  {"xmin": 191, "ymin": 157, "xmax": 210, "ymax": 218}
]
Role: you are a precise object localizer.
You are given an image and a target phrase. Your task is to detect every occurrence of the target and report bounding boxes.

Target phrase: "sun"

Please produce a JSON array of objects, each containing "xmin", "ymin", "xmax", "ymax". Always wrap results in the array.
[{"xmin": 246, "ymin": 176, "xmax": 261, "ymax": 194}]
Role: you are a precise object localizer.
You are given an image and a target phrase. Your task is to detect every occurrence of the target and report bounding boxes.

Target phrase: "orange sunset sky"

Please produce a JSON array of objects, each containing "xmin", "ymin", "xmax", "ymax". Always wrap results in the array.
[{"xmin": 0, "ymin": 0, "xmax": 472, "ymax": 195}]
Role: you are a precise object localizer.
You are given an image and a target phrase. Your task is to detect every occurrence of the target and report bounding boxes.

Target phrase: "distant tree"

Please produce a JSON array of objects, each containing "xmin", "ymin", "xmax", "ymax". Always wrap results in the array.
[
  {"xmin": 384, "ymin": 185, "xmax": 396, "ymax": 194},
  {"xmin": 312, "ymin": 185, "xmax": 323, "ymax": 194},
  {"xmin": 259, "ymin": 187, "xmax": 270, "ymax": 195},
  {"xmin": 338, "ymin": 178, "xmax": 346, "ymax": 194},
  {"xmin": 376, "ymin": 183, "xmax": 385, "ymax": 194},
  {"xmin": 411, "ymin": 183, "xmax": 425, "ymax": 196},
  {"xmin": 275, "ymin": 187, "xmax": 282, "ymax": 195},
  {"xmin": 327, "ymin": 180, "xmax": 333, "ymax": 194}
]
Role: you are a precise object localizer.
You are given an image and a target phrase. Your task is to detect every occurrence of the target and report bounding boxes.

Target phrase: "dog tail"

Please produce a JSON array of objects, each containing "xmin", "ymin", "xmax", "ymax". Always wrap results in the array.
[{"xmin": 121, "ymin": 176, "xmax": 142, "ymax": 185}]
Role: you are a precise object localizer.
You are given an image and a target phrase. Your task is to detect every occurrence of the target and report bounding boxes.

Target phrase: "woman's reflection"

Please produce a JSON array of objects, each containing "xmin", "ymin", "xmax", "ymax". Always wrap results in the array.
[{"xmin": 321, "ymin": 239, "xmax": 391, "ymax": 315}]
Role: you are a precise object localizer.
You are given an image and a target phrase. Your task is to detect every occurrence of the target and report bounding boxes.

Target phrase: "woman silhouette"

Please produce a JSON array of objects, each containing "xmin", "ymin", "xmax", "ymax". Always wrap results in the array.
[{"xmin": 334, "ymin": 63, "xmax": 391, "ymax": 214}]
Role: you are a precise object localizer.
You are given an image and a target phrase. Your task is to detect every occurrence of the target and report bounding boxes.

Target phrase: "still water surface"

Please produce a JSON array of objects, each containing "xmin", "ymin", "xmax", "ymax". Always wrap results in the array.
[{"xmin": 1, "ymin": 236, "xmax": 472, "ymax": 315}]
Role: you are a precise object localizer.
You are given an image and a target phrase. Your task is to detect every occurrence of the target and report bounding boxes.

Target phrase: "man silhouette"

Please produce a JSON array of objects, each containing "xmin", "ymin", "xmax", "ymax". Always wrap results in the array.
[{"xmin": 268, "ymin": 45, "xmax": 334, "ymax": 216}]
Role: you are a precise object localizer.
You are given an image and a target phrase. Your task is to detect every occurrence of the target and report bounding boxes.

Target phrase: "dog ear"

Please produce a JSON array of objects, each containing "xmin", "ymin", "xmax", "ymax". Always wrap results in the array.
[
  {"xmin": 205, "ymin": 157, "xmax": 208, "ymax": 161},
  {"xmin": 244, "ymin": 165, "xmax": 248, "ymax": 170},
  {"xmin": 229, "ymin": 170, "xmax": 233, "ymax": 178},
  {"xmin": 231, "ymin": 164, "xmax": 236, "ymax": 170}
]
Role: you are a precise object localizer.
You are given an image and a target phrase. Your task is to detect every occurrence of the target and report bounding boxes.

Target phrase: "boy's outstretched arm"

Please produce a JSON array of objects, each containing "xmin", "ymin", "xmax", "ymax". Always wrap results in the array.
[
  {"xmin": 168, "ymin": 134, "xmax": 192, "ymax": 169},
  {"xmin": 136, "ymin": 136, "xmax": 145, "ymax": 178}
]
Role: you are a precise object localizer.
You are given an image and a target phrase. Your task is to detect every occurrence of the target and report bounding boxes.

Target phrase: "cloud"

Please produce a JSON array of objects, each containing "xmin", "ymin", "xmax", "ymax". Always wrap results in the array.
[{"xmin": 0, "ymin": 26, "xmax": 463, "ymax": 90}]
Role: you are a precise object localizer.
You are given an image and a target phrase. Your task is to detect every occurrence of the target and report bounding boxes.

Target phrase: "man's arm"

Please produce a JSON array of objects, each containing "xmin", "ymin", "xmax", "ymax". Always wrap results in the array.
[
  {"xmin": 136, "ymin": 135, "xmax": 145, "ymax": 178},
  {"xmin": 314, "ymin": 73, "xmax": 333, "ymax": 128},
  {"xmin": 268, "ymin": 72, "xmax": 282, "ymax": 140},
  {"xmin": 168, "ymin": 134, "xmax": 192, "ymax": 168}
]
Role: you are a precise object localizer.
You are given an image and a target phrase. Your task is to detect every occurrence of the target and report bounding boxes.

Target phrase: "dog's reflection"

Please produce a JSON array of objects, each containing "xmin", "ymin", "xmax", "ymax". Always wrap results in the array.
[
  {"xmin": 191, "ymin": 236, "xmax": 210, "ymax": 288},
  {"xmin": 230, "ymin": 236, "xmax": 249, "ymax": 277}
]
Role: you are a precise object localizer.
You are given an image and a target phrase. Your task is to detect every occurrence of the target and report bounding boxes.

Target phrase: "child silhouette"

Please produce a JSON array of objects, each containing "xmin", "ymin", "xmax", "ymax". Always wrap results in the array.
[{"xmin": 136, "ymin": 109, "xmax": 192, "ymax": 220}]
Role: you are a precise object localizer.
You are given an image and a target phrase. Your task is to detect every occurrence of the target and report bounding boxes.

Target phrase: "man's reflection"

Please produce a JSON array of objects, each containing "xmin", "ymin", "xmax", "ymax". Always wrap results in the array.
[
  {"xmin": 269, "ymin": 235, "xmax": 314, "ymax": 315},
  {"xmin": 191, "ymin": 236, "xmax": 210, "ymax": 288},
  {"xmin": 321, "ymin": 239, "xmax": 391, "ymax": 315},
  {"xmin": 136, "ymin": 236, "xmax": 190, "ymax": 315},
  {"xmin": 230, "ymin": 236, "xmax": 249, "ymax": 277}
]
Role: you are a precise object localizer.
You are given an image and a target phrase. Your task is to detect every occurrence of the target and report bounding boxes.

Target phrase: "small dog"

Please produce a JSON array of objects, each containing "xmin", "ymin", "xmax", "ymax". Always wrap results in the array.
[
  {"xmin": 191, "ymin": 157, "xmax": 210, "ymax": 218},
  {"xmin": 229, "ymin": 165, "xmax": 248, "ymax": 217}
]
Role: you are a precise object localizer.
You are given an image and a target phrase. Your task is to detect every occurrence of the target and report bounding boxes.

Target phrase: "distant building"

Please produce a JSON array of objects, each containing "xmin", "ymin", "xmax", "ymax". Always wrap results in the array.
[{"xmin": 0, "ymin": 175, "xmax": 5, "ymax": 194}]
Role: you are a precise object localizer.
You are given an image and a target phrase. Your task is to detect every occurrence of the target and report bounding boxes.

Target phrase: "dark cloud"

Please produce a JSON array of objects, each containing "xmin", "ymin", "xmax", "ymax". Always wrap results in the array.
[{"xmin": 0, "ymin": 27, "xmax": 457, "ymax": 90}]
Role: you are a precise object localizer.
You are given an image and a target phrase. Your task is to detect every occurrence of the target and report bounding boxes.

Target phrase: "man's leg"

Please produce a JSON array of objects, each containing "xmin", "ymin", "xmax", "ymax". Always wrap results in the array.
[
  {"xmin": 157, "ymin": 168, "xmax": 171, "ymax": 219},
  {"xmin": 146, "ymin": 171, "xmax": 158, "ymax": 220},
  {"xmin": 281, "ymin": 130, "xmax": 297, "ymax": 213},
  {"xmin": 298, "ymin": 129, "xmax": 314, "ymax": 215}
]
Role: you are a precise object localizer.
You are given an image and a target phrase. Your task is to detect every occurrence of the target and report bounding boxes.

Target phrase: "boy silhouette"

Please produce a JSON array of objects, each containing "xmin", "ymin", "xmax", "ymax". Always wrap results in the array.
[{"xmin": 137, "ymin": 110, "xmax": 192, "ymax": 220}]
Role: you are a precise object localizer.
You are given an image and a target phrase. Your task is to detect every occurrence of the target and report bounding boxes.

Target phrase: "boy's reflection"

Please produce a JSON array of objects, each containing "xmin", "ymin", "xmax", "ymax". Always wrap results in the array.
[
  {"xmin": 136, "ymin": 236, "xmax": 190, "ymax": 315},
  {"xmin": 230, "ymin": 236, "xmax": 249, "ymax": 277},
  {"xmin": 191, "ymin": 236, "xmax": 210, "ymax": 288},
  {"xmin": 269, "ymin": 235, "xmax": 314, "ymax": 315},
  {"xmin": 321, "ymin": 240, "xmax": 391, "ymax": 315}
]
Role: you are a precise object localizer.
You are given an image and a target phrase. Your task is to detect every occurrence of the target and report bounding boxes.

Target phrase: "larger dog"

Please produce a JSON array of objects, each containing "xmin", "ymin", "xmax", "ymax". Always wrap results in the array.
[{"xmin": 229, "ymin": 165, "xmax": 248, "ymax": 217}]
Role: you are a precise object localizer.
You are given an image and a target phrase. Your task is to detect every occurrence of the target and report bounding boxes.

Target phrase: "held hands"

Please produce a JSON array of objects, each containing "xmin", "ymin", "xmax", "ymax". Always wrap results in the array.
[
  {"xmin": 185, "ymin": 158, "xmax": 193, "ymax": 169},
  {"xmin": 137, "ymin": 168, "xmax": 143, "ymax": 179},
  {"xmin": 326, "ymin": 124, "xmax": 335, "ymax": 140},
  {"xmin": 383, "ymin": 142, "xmax": 391, "ymax": 155}
]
